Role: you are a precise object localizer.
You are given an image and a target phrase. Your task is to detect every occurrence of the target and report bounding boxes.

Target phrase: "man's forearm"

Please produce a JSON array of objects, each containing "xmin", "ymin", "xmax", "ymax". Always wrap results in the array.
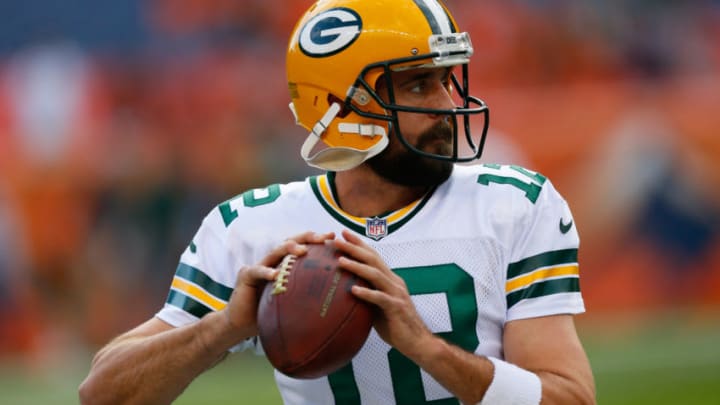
[
  {"xmin": 79, "ymin": 311, "xmax": 247, "ymax": 405},
  {"xmin": 410, "ymin": 334, "xmax": 594, "ymax": 405},
  {"xmin": 407, "ymin": 335, "xmax": 494, "ymax": 404}
]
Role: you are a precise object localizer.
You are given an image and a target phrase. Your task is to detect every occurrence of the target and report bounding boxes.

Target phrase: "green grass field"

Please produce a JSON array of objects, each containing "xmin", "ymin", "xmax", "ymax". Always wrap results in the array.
[{"xmin": 2, "ymin": 313, "xmax": 719, "ymax": 404}]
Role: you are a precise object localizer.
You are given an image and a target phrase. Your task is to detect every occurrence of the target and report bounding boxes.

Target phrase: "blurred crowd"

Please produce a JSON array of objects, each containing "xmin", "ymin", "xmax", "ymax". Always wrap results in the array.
[{"xmin": 0, "ymin": 0, "xmax": 719, "ymax": 363}]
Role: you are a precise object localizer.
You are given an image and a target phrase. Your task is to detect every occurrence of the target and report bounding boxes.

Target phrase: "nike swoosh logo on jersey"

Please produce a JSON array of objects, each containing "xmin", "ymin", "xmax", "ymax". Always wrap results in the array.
[{"xmin": 559, "ymin": 218, "xmax": 573, "ymax": 234}]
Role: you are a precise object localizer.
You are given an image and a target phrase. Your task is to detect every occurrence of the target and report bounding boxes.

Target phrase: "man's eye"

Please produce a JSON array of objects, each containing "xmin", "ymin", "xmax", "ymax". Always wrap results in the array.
[{"xmin": 409, "ymin": 81, "xmax": 426, "ymax": 93}]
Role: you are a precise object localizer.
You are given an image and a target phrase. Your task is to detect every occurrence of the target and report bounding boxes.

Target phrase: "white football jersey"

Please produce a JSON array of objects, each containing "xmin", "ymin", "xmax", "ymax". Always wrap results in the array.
[{"xmin": 156, "ymin": 164, "xmax": 585, "ymax": 405}]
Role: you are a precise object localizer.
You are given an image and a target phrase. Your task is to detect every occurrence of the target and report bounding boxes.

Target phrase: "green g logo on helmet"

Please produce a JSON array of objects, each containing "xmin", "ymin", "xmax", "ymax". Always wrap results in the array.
[{"xmin": 299, "ymin": 8, "xmax": 363, "ymax": 57}]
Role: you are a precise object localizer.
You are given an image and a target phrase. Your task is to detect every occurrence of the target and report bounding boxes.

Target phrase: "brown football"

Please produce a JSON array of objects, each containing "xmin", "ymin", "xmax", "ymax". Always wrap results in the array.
[{"xmin": 257, "ymin": 242, "xmax": 374, "ymax": 379}]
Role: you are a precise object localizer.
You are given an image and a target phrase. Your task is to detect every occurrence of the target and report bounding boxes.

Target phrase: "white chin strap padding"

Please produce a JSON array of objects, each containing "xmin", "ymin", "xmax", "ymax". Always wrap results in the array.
[
  {"xmin": 300, "ymin": 103, "xmax": 388, "ymax": 171},
  {"xmin": 338, "ymin": 123, "xmax": 387, "ymax": 137},
  {"xmin": 303, "ymin": 147, "xmax": 379, "ymax": 171}
]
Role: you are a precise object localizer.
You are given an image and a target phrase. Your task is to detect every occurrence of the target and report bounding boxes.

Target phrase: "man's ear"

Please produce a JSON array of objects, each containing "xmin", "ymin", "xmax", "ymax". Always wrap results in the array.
[{"xmin": 327, "ymin": 94, "xmax": 352, "ymax": 118}]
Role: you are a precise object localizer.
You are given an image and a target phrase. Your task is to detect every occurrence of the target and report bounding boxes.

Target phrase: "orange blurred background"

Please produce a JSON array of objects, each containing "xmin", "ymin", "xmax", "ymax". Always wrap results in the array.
[{"xmin": 0, "ymin": 0, "xmax": 718, "ymax": 365}]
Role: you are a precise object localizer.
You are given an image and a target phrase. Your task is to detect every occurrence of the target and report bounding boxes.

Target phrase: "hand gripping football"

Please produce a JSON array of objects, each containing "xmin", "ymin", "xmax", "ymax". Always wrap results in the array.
[{"xmin": 257, "ymin": 242, "xmax": 374, "ymax": 379}]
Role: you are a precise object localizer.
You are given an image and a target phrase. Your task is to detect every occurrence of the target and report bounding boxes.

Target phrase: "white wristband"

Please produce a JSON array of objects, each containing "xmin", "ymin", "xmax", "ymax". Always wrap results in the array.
[{"xmin": 479, "ymin": 357, "xmax": 542, "ymax": 405}]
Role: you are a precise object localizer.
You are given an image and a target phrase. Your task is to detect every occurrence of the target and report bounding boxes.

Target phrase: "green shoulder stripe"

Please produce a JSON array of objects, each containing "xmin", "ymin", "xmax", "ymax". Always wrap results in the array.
[
  {"xmin": 507, "ymin": 248, "xmax": 578, "ymax": 279},
  {"xmin": 506, "ymin": 278, "xmax": 580, "ymax": 308},
  {"xmin": 175, "ymin": 263, "xmax": 233, "ymax": 301},
  {"xmin": 166, "ymin": 289, "xmax": 213, "ymax": 319}
]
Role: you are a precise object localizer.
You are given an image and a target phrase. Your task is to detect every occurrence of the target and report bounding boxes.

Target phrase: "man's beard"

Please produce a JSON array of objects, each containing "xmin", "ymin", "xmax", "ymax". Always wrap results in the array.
[{"xmin": 367, "ymin": 119, "xmax": 454, "ymax": 187}]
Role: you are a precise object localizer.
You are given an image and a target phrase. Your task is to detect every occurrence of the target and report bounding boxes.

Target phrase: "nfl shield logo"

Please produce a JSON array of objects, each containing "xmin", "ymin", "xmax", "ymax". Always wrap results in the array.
[{"xmin": 366, "ymin": 217, "xmax": 387, "ymax": 240}]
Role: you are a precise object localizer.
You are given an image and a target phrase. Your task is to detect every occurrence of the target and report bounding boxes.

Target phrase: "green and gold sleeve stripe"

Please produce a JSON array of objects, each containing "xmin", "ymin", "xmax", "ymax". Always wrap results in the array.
[
  {"xmin": 507, "ymin": 249, "xmax": 577, "ymax": 279},
  {"xmin": 506, "ymin": 278, "xmax": 580, "ymax": 309},
  {"xmin": 166, "ymin": 263, "xmax": 233, "ymax": 316},
  {"xmin": 506, "ymin": 249, "xmax": 580, "ymax": 308},
  {"xmin": 166, "ymin": 290, "xmax": 214, "ymax": 319},
  {"xmin": 506, "ymin": 264, "xmax": 579, "ymax": 293},
  {"xmin": 174, "ymin": 263, "xmax": 233, "ymax": 301},
  {"xmin": 171, "ymin": 277, "xmax": 227, "ymax": 311}
]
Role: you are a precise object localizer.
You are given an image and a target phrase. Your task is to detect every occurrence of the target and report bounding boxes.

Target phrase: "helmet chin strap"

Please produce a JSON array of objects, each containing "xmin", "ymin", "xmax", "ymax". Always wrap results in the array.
[{"xmin": 292, "ymin": 102, "xmax": 388, "ymax": 171}]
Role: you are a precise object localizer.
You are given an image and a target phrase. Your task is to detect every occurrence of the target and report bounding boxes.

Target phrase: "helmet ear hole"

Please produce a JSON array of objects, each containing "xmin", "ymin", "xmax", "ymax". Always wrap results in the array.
[{"xmin": 327, "ymin": 94, "xmax": 352, "ymax": 118}]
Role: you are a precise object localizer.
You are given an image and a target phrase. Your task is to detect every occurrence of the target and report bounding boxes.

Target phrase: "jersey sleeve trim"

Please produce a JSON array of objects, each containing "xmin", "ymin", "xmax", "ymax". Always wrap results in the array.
[
  {"xmin": 165, "ymin": 263, "xmax": 232, "ymax": 317},
  {"xmin": 167, "ymin": 290, "xmax": 216, "ymax": 319},
  {"xmin": 506, "ymin": 264, "xmax": 579, "ymax": 293},
  {"xmin": 507, "ymin": 248, "xmax": 577, "ymax": 278},
  {"xmin": 506, "ymin": 248, "xmax": 580, "ymax": 309},
  {"xmin": 507, "ymin": 277, "xmax": 580, "ymax": 308},
  {"xmin": 175, "ymin": 262, "xmax": 233, "ymax": 301}
]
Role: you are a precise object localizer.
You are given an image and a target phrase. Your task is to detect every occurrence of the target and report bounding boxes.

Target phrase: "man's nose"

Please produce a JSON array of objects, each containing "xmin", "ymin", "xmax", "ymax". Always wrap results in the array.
[{"xmin": 427, "ymin": 81, "xmax": 455, "ymax": 117}]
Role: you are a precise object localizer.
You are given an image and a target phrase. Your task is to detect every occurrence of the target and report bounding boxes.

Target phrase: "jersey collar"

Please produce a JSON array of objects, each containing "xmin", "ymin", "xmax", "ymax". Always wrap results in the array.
[{"xmin": 309, "ymin": 172, "xmax": 435, "ymax": 241}]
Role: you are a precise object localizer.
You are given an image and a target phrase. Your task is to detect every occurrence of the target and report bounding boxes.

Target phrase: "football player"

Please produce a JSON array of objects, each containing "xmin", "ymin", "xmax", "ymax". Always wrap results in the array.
[{"xmin": 80, "ymin": 0, "xmax": 596, "ymax": 404}]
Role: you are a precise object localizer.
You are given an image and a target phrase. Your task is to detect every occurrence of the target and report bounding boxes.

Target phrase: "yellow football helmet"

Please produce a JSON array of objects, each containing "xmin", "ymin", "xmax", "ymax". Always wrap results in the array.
[{"xmin": 287, "ymin": 0, "xmax": 489, "ymax": 171}]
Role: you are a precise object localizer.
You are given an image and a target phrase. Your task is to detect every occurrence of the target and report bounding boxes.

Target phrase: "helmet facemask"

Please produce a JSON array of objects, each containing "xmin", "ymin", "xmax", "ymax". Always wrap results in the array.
[
  {"xmin": 347, "ymin": 33, "xmax": 490, "ymax": 165},
  {"xmin": 287, "ymin": 1, "xmax": 490, "ymax": 172}
]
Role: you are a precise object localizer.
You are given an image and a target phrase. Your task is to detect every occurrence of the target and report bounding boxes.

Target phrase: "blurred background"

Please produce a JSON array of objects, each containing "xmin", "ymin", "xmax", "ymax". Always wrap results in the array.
[{"xmin": 0, "ymin": 0, "xmax": 719, "ymax": 404}]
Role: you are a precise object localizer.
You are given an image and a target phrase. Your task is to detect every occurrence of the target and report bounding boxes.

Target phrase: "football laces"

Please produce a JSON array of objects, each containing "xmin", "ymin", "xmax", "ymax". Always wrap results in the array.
[{"xmin": 272, "ymin": 254, "xmax": 296, "ymax": 295}]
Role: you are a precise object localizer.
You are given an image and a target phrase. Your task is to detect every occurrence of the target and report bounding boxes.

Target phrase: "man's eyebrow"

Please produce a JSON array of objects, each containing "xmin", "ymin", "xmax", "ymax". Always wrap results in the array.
[
  {"xmin": 397, "ymin": 68, "xmax": 452, "ymax": 87},
  {"xmin": 396, "ymin": 71, "xmax": 434, "ymax": 87}
]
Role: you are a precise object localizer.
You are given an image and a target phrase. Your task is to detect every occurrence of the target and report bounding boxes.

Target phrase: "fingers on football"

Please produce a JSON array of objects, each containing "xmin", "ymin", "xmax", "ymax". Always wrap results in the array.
[
  {"xmin": 349, "ymin": 282, "xmax": 391, "ymax": 307},
  {"xmin": 337, "ymin": 252, "xmax": 400, "ymax": 295},
  {"xmin": 335, "ymin": 230, "xmax": 381, "ymax": 266},
  {"xmin": 339, "ymin": 229, "xmax": 368, "ymax": 248},
  {"xmin": 236, "ymin": 264, "xmax": 277, "ymax": 287},
  {"xmin": 260, "ymin": 231, "xmax": 335, "ymax": 267},
  {"xmin": 291, "ymin": 230, "xmax": 335, "ymax": 245}
]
